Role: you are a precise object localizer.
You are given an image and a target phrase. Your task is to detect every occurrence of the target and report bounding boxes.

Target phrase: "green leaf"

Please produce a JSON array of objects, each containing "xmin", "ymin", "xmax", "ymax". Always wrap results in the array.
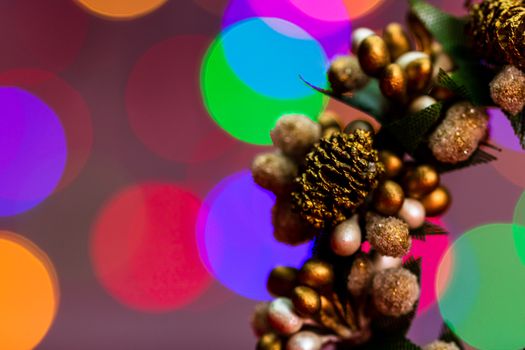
[
  {"xmin": 383, "ymin": 102, "xmax": 443, "ymax": 153},
  {"xmin": 301, "ymin": 78, "xmax": 388, "ymax": 123},
  {"xmin": 435, "ymin": 69, "xmax": 471, "ymax": 101},
  {"xmin": 507, "ymin": 110, "xmax": 525, "ymax": 150},
  {"xmin": 410, "ymin": 221, "xmax": 449, "ymax": 241},
  {"xmin": 408, "ymin": 0, "xmax": 467, "ymax": 54},
  {"xmin": 403, "ymin": 257, "xmax": 422, "ymax": 280}
]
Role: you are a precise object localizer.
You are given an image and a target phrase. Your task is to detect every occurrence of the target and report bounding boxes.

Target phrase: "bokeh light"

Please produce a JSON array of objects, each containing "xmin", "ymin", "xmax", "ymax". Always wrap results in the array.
[
  {"xmin": 91, "ymin": 183, "xmax": 211, "ymax": 312},
  {"xmin": 220, "ymin": 19, "xmax": 327, "ymax": 100},
  {"xmin": 0, "ymin": 231, "xmax": 59, "ymax": 350},
  {"xmin": 9, "ymin": 0, "xmax": 88, "ymax": 72},
  {"xmin": 223, "ymin": 0, "xmax": 352, "ymax": 59},
  {"xmin": 0, "ymin": 69, "xmax": 93, "ymax": 191},
  {"xmin": 288, "ymin": 0, "xmax": 386, "ymax": 21},
  {"xmin": 75, "ymin": 0, "xmax": 167, "ymax": 19},
  {"xmin": 0, "ymin": 87, "xmax": 67, "ymax": 216},
  {"xmin": 127, "ymin": 35, "xmax": 236, "ymax": 163},
  {"xmin": 437, "ymin": 223, "xmax": 525, "ymax": 349},
  {"xmin": 197, "ymin": 170, "xmax": 312, "ymax": 300},
  {"xmin": 201, "ymin": 18, "xmax": 327, "ymax": 145},
  {"xmin": 404, "ymin": 219, "xmax": 450, "ymax": 314}
]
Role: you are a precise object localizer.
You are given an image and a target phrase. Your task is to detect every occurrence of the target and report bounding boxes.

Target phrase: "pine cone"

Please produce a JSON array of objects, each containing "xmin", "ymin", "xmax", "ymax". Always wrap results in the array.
[
  {"xmin": 468, "ymin": 0, "xmax": 525, "ymax": 70},
  {"xmin": 292, "ymin": 130, "xmax": 384, "ymax": 230}
]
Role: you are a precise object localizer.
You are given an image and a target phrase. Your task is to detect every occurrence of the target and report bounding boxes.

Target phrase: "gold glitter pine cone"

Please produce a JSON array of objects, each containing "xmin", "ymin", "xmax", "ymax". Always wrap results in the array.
[
  {"xmin": 292, "ymin": 130, "xmax": 384, "ymax": 230},
  {"xmin": 468, "ymin": 0, "xmax": 525, "ymax": 70}
]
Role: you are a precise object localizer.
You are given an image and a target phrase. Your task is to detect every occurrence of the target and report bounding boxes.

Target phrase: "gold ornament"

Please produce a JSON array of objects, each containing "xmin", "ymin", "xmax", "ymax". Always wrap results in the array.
[
  {"xmin": 379, "ymin": 150, "xmax": 403, "ymax": 178},
  {"xmin": 347, "ymin": 254, "xmax": 374, "ymax": 296},
  {"xmin": 291, "ymin": 286, "xmax": 321, "ymax": 317},
  {"xmin": 373, "ymin": 180, "xmax": 405, "ymax": 216},
  {"xmin": 428, "ymin": 101, "xmax": 488, "ymax": 164},
  {"xmin": 267, "ymin": 266, "xmax": 298, "ymax": 297},
  {"xmin": 366, "ymin": 213, "xmax": 411, "ymax": 258},
  {"xmin": 490, "ymin": 65, "xmax": 525, "ymax": 115},
  {"xmin": 358, "ymin": 35, "xmax": 391, "ymax": 77},
  {"xmin": 317, "ymin": 110, "xmax": 342, "ymax": 131},
  {"xmin": 403, "ymin": 164, "xmax": 439, "ymax": 198},
  {"xmin": 257, "ymin": 333, "xmax": 283, "ymax": 350},
  {"xmin": 383, "ymin": 23, "xmax": 411, "ymax": 61},
  {"xmin": 420, "ymin": 186, "xmax": 451, "ymax": 216},
  {"xmin": 292, "ymin": 130, "xmax": 384, "ymax": 229},
  {"xmin": 352, "ymin": 28, "xmax": 375, "ymax": 54},
  {"xmin": 272, "ymin": 197, "xmax": 315, "ymax": 246},
  {"xmin": 328, "ymin": 55, "xmax": 370, "ymax": 94},
  {"xmin": 271, "ymin": 114, "xmax": 321, "ymax": 158},
  {"xmin": 468, "ymin": 0, "xmax": 525, "ymax": 70},
  {"xmin": 379, "ymin": 63, "xmax": 407, "ymax": 101},
  {"xmin": 298, "ymin": 259, "xmax": 334, "ymax": 290},
  {"xmin": 372, "ymin": 267, "xmax": 420, "ymax": 317},
  {"xmin": 405, "ymin": 55, "xmax": 432, "ymax": 94},
  {"xmin": 252, "ymin": 152, "xmax": 298, "ymax": 196},
  {"xmin": 423, "ymin": 340, "xmax": 460, "ymax": 350}
]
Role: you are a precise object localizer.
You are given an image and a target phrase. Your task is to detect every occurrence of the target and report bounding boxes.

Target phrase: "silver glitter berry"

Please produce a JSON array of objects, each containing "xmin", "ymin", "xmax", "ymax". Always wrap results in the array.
[
  {"xmin": 490, "ymin": 65, "xmax": 525, "ymax": 116},
  {"xmin": 428, "ymin": 101, "xmax": 488, "ymax": 164},
  {"xmin": 271, "ymin": 115, "xmax": 322, "ymax": 158},
  {"xmin": 372, "ymin": 267, "xmax": 420, "ymax": 317},
  {"xmin": 251, "ymin": 152, "xmax": 297, "ymax": 195}
]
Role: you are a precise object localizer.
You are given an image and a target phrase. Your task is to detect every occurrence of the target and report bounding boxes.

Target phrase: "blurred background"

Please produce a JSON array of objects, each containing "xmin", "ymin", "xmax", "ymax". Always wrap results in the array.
[{"xmin": 0, "ymin": 0, "xmax": 524, "ymax": 349}]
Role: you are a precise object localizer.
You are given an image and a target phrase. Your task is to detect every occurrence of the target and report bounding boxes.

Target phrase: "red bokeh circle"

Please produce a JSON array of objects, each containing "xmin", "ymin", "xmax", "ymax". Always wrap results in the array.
[
  {"xmin": 91, "ymin": 183, "xmax": 211, "ymax": 312},
  {"xmin": 126, "ymin": 35, "xmax": 236, "ymax": 164}
]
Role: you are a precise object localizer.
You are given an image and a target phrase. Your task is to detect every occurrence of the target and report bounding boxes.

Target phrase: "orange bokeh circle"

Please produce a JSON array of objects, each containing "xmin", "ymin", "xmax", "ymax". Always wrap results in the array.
[
  {"xmin": 0, "ymin": 231, "xmax": 59, "ymax": 350},
  {"xmin": 75, "ymin": 0, "xmax": 167, "ymax": 19}
]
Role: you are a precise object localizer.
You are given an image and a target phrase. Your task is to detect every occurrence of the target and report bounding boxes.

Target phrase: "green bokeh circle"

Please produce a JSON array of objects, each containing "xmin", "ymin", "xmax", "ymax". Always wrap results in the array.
[
  {"xmin": 200, "ymin": 24, "xmax": 327, "ymax": 145},
  {"xmin": 437, "ymin": 223, "xmax": 525, "ymax": 350}
]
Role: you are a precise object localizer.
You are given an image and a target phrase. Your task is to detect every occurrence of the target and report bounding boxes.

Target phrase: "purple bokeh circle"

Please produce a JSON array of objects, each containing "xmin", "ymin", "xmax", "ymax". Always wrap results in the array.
[
  {"xmin": 0, "ymin": 87, "xmax": 67, "ymax": 216},
  {"xmin": 197, "ymin": 170, "xmax": 312, "ymax": 300}
]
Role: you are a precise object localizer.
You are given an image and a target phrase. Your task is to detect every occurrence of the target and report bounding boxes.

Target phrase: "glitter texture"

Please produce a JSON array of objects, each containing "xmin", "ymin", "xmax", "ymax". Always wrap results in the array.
[
  {"xmin": 271, "ymin": 114, "xmax": 322, "ymax": 158},
  {"xmin": 292, "ymin": 130, "xmax": 384, "ymax": 229},
  {"xmin": 372, "ymin": 267, "xmax": 420, "ymax": 317},
  {"xmin": 366, "ymin": 213, "xmax": 411, "ymax": 258},
  {"xmin": 252, "ymin": 152, "xmax": 298, "ymax": 195},
  {"xmin": 490, "ymin": 65, "xmax": 525, "ymax": 115},
  {"xmin": 423, "ymin": 340, "xmax": 460, "ymax": 350},
  {"xmin": 428, "ymin": 101, "xmax": 488, "ymax": 164},
  {"xmin": 347, "ymin": 254, "xmax": 374, "ymax": 296}
]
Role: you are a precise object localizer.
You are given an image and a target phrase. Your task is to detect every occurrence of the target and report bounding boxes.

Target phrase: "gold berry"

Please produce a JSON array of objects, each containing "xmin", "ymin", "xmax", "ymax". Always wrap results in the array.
[
  {"xmin": 420, "ymin": 186, "xmax": 451, "ymax": 216},
  {"xmin": 317, "ymin": 110, "xmax": 341, "ymax": 131},
  {"xmin": 403, "ymin": 164, "xmax": 439, "ymax": 198},
  {"xmin": 373, "ymin": 180, "xmax": 405, "ymax": 216},
  {"xmin": 405, "ymin": 56, "xmax": 433, "ymax": 93},
  {"xmin": 383, "ymin": 23, "xmax": 411, "ymax": 61},
  {"xmin": 257, "ymin": 333, "xmax": 282, "ymax": 350},
  {"xmin": 291, "ymin": 286, "xmax": 321, "ymax": 317},
  {"xmin": 379, "ymin": 150, "xmax": 403, "ymax": 178},
  {"xmin": 379, "ymin": 63, "xmax": 407, "ymax": 102},
  {"xmin": 298, "ymin": 259, "xmax": 334, "ymax": 290},
  {"xmin": 358, "ymin": 35, "xmax": 391, "ymax": 77},
  {"xmin": 267, "ymin": 266, "xmax": 298, "ymax": 297}
]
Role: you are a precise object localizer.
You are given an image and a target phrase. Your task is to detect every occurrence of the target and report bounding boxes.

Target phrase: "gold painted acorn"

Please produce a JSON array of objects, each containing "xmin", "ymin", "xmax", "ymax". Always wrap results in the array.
[{"xmin": 358, "ymin": 35, "xmax": 391, "ymax": 77}]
